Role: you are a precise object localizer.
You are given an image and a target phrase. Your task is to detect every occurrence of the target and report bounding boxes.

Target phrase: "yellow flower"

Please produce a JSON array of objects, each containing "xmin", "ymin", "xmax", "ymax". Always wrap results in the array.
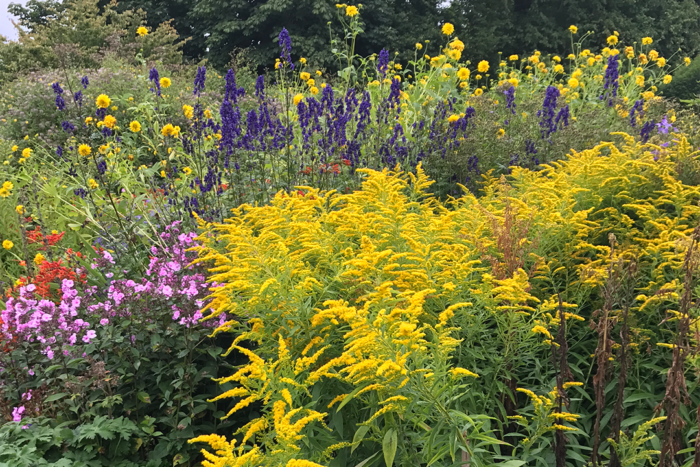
[
  {"xmin": 497, "ymin": 128, "xmax": 505, "ymax": 138},
  {"xmin": 22, "ymin": 148, "xmax": 31, "ymax": 158},
  {"xmin": 442, "ymin": 23, "xmax": 454, "ymax": 35},
  {"xmin": 2, "ymin": 240, "xmax": 12, "ymax": 250},
  {"xmin": 657, "ymin": 57, "xmax": 666, "ymax": 67},
  {"xmin": 316, "ymin": 70, "xmax": 322, "ymax": 76},
  {"xmin": 34, "ymin": 253, "xmax": 45, "ymax": 265},
  {"xmin": 96, "ymin": 94, "xmax": 111, "ymax": 108},
  {"xmin": 607, "ymin": 35, "xmax": 618, "ymax": 45},
  {"xmin": 293, "ymin": 94, "xmax": 304, "ymax": 106},
  {"xmin": 642, "ymin": 36, "xmax": 653, "ymax": 45},
  {"xmin": 509, "ymin": 54, "xmax": 518, "ymax": 61},
  {"xmin": 685, "ymin": 57, "xmax": 691, "ymax": 66},
  {"xmin": 477, "ymin": 60, "xmax": 489, "ymax": 73},
  {"xmin": 636, "ymin": 75, "xmax": 645, "ymax": 87},
  {"xmin": 457, "ymin": 67, "xmax": 470, "ymax": 81},
  {"xmin": 103, "ymin": 115, "xmax": 117, "ymax": 129},
  {"xmin": 643, "ymin": 90, "xmax": 655, "ymax": 100},
  {"xmin": 136, "ymin": 26, "xmax": 148, "ymax": 36},
  {"xmin": 15, "ymin": 205, "xmax": 23, "ymax": 214},
  {"xmin": 567, "ymin": 53, "xmax": 575, "ymax": 60},
  {"xmin": 554, "ymin": 64, "xmax": 564, "ymax": 74},
  {"xmin": 638, "ymin": 53, "xmax": 648, "ymax": 64},
  {"xmin": 447, "ymin": 114, "xmax": 460, "ymax": 123},
  {"xmin": 306, "ymin": 78, "xmax": 315, "ymax": 87},
  {"xmin": 11, "ymin": 145, "xmax": 17, "ymax": 152},
  {"xmin": 78, "ymin": 144, "xmax": 91, "ymax": 156},
  {"xmin": 310, "ymin": 86, "xmax": 319, "ymax": 95},
  {"xmin": 569, "ymin": 25, "xmax": 578, "ymax": 34},
  {"xmin": 129, "ymin": 121, "xmax": 141, "ymax": 133},
  {"xmin": 508, "ymin": 78, "xmax": 519, "ymax": 87},
  {"xmin": 450, "ymin": 367, "xmax": 479, "ymax": 378},
  {"xmin": 85, "ymin": 117, "xmax": 93, "ymax": 125},
  {"xmin": 648, "ymin": 50, "xmax": 659, "ymax": 61},
  {"xmin": 474, "ymin": 88, "xmax": 483, "ymax": 96},
  {"xmin": 204, "ymin": 109, "xmax": 212, "ymax": 119},
  {"xmin": 552, "ymin": 55, "xmax": 561, "ymax": 63},
  {"xmin": 161, "ymin": 124, "xmax": 180, "ymax": 137},
  {"xmin": 448, "ymin": 49, "xmax": 461, "ymax": 61},
  {"xmin": 88, "ymin": 179, "xmax": 99, "ymax": 189},
  {"xmin": 345, "ymin": 5, "xmax": 359, "ymax": 16},
  {"xmin": 160, "ymin": 77, "xmax": 171, "ymax": 88},
  {"xmin": 663, "ymin": 75, "xmax": 672, "ymax": 84},
  {"xmin": 183, "ymin": 105, "xmax": 194, "ymax": 119},
  {"xmin": 300, "ymin": 57, "xmax": 307, "ymax": 64},
  {"xmin": 300, "ymin": 72, "xmax": 311, "ymax": 81},
  {"xmin": 450, "ymin": 39, "xmax": 465, "ymax": 52},
  {"xmin": 415, "ymin": 43, "xmax": 423, "ymax": 50},
  {"xmin": 568, "ymin": 78, "xmax": 579, "ymax": 88}
]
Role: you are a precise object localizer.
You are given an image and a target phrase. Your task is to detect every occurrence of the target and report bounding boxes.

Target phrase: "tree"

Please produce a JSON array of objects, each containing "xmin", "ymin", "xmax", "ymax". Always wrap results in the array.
[
  {"xmin": 99, "ymin": 0, "xmax": 205, "ymax": 60},
  {"xmin": 192, "ymin": 0, "xmax": 443, "ymax": 72},
  {"xmin": 8, "ymin": 0, "xmax": 67, "ymax": 33}
]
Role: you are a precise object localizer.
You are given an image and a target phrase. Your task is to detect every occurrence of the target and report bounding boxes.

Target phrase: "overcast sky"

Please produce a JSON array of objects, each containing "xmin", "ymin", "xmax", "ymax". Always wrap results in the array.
[{"xmin": 0, "ymin": 0, "xmax": 21, "ymax": 41}]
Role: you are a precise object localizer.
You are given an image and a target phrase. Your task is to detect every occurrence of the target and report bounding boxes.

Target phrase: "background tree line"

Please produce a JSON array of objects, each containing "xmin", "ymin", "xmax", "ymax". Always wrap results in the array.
[{"xmin": 6, "ymin": 0, "xmax": 700, "ymax": 98}]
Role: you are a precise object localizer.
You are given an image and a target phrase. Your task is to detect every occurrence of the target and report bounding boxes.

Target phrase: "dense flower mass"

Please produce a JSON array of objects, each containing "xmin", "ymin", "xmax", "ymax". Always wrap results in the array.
[{"xmin": 190, "ymin": 135, "xmax": 700, "ymax": 465}]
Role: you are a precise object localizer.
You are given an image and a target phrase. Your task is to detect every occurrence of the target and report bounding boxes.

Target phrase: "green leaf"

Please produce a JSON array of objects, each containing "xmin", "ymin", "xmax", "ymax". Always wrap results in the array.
[
  {"xmin": 137, "ymin": 392, "xmax": 151, "ymax": 404},
  {"xmin": 382, "ymin": 429, "xmax": 398, "ymax": 467},
  {"xmin": 355, "ymin": 452, "xmax": 379, "ymax": 467},
  {"xmin": 45, "ymin": 393, "xmax": 69, "ymax": 402},
  {"xmin": 352, "ymin": 425, "xmax": 370, "ymax": 453},
  {"xmin": 337, "ymin": 384, "xmax": 368, "ymax": 412},
  {"xmin": 499, "ymin": 461, "xmax": 527, "ymax": 467}
]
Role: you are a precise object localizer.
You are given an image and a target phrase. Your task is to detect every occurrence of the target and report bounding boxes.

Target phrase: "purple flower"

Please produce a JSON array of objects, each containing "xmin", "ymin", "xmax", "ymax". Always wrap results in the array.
[
  {"xmin": 630, "ymin": 99, "xmax": 644, "ymax": 127},
  {"xmin": 602, "ymin": 55, "xmax": 619, "ymax": 106},
  {"xmin": 656, "ymin": 115, "xmax": 676, "ymax": 135},
  {"xmin": 194, "ymin": 66, "xmax": 206, "ymax": 96},
  {"xmin": 52, "ymin": 82, "xmax": 66, "ymax": 111},
  {"xmin": 149, "ymin": 67, "xmax": 161, "ymax": 97},
  {"xmin": 504, "ymin": 87, "xmax": 516, "ymax": 116},
  {"xmin": 81, "ymin": 75, "xmax": 89, "ymax": 89},
  {"xmin": 641, "ymin": 119, "xmax": 655, "ymax": 143},
  {"xmin": 62, "ymin": 121, "xmax": 75, "ymax": 133},
  {"xmin": 377, "ymin": 49, "xmax": 390, "ymax": 77},
  {"xmin": 278, "ymin": 28, "xmax": 294, "ymax": 70},
  {"xmin": 537, "ymin": 86, "xmax": 560, "ymax": 138}
]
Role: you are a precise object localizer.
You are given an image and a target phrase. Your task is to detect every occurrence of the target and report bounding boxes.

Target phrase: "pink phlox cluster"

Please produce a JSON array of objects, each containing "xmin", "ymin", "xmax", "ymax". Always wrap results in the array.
[
  {"xmin": 1, "ymin": 279, "xmax": 95, "ymax": 357},
  {"xmin": 85, "ymin": 222, "xmax": 223, "ymax": 328}
]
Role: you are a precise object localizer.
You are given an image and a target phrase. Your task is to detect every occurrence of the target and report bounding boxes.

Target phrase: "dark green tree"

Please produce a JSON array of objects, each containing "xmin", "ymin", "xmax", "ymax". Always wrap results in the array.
[
  {"xmin": 192, "ymin": 0, "xmax": 443, "ymax": 72},
  {"xmin": 8, "ymin": 0, "xmax": 67, "ymax": 33},
  {"xmin": 98, "ymin": 0, "xmax": 205, "ymax": 60}
]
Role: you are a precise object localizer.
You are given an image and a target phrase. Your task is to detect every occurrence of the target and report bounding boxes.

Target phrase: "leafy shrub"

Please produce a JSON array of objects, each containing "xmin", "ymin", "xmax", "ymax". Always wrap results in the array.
[
  {"xmin": 0, "ymin": 222, "xmax": 237, "ymax": 465},
  {"xmin": 190, "ymin": 134, "xmax": 700, "ymax": 466},
  {"xmin": 0, "ymin": 0, "xmax": 184, "ymax": 84}
]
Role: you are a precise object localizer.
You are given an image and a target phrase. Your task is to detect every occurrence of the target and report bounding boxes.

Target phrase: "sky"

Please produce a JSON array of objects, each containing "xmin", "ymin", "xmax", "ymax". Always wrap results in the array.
[{"xmin": 0, "ymin": 0, "xmax": 22, "ymax": 41}]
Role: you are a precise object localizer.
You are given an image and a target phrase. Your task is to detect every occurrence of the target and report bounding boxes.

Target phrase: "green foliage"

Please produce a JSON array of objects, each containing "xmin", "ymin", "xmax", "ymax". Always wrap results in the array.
[
  {"xmin": 0, "ymin": 0, "xmax": 184, "ymax": 84},
  {"xmin": 0, "ymin": 416, "xmax": 159, "ymax": 467},
  {"xmin": 663, "ymin": 54, "xmax": 700, "ymax": 101}
]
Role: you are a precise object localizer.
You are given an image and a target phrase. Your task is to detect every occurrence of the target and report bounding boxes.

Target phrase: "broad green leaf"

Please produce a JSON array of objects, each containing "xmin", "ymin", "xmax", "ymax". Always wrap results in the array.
[{"xmin": 382, "ymin": 429, "xmax": 397, "ymax": 467}]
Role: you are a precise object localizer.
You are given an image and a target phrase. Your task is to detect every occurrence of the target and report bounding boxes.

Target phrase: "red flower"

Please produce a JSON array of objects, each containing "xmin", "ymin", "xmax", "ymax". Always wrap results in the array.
[{"xmin": 342, "ymin": 158, "xmax": 351, "ymax": 166}]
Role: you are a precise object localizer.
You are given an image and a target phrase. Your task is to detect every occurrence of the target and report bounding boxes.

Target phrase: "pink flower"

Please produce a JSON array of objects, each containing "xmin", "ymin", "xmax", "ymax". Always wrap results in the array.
[
  {"xmin": 12, "ymin": 406, "xmax": 25, "ymax": 422},
  {"xmin": 100, "ymin": 318, "xmax": 109, "ymax": 326}
]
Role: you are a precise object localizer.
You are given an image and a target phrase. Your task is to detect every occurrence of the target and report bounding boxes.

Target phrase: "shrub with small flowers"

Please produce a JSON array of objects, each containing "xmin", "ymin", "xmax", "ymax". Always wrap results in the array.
[{"xmin": 0, "ymin": 222, "xmax": 237, "ymax": 465}]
